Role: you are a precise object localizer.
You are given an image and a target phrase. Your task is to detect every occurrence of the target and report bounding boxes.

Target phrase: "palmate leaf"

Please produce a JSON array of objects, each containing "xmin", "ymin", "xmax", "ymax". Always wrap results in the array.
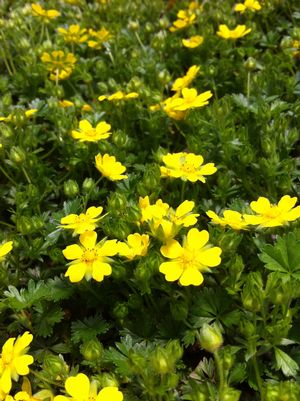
[
  {"xmin": 71, "ymin": 314, "xmax": 110, "ymax": 344},
  {"xmin": 33, "ymin": 306, "xmax": 65, "ymax": 337},
  {"xmin": 274, "ymin": 348, "xmax": 299, "ymax": 377},
  {"xmin": 259, "ymin": 231, "xmax": 300, "ymax": 279}
]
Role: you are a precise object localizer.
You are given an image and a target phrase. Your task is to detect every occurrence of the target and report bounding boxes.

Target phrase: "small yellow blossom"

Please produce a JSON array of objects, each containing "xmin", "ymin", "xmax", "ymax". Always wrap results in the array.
[
  {"xmin": 88, "ymin": 28, "xmax": 112, "ymax": 49},
  {"xmin": 31, "ymin": 4, "xmax": 60, "ymax": 22},
  {"xmin": 217, "ymin": 24, "xmax": 251, "ymax": 40},
  {"xmin": 243, "ymin": 195, "xmax": 300, "ymax": 227},
  {"xmin": 170, "ymin": 88, "xmax": 213, "ymax": 111},
  {"xmin": 59, "ymin": 206, "xmax": 104, "ymax": 235},
  {"xmin": 171, "ymin": 65, "xmax": 200, "ymax": 92},
  {"xmin": 182, "ymin": 35, "xmax": 204, "ymax": 48},
  {"xmin": 206, "ymin": 210, "xmax": 248, "ymax": 230},
  {"xmin": 188, "ymin": 1, "xmax": 203, "ymax": 11},
  {"xmin": 149, "ymin": 200, "xmax": 199, "ymax": 241},
  {"xmin": 58, "ymin": 100, "xmax": 75, "ymax": 108},
  {"xmin": 53, "ymin": 373, "xmax": 123, "ymax": 401},
  {"xmin": 62, "ymin": 231, "xmax": 119, "ymax": 282},
  {"xmin": 0, "ymin": 241, "xmax": 13, "ymax": 261},
  {"xmin": 62, "ymin": 0, "xmax": 82, "ymax": 5},
  {"xmin": 95, "ymin": 154, "xmax": 127, "ymax": 181},
  {"xmin": 235, "ymin": 0, "xmax": 261, "ymax": 13},
  {"xmin": 0, "ymin": 332, "xmax": 34, "ymax": 394},
  {"xmin": 118, "ymin": 233, "xmax": 150, "ymax": 260},
  {"xmin": 0, "ymin": 109, "xmax": 37, "ymax": 123},
  {"xmin": 139, "ymin": 196, "xmax": 169, "ymax": 223},
  {"xmin": 292, "ymin": 40, "xmax": 300, "ymax": 58},
  {"xmin": 57, "ymin": 25, "xmax": 88, "ymax": 44},
  {"xmin": 169, "ymin": 10, "xmax": 196, "ymax": 32},
  {"xmin": 71, "ymin": 120, "xmax": 111, "ymax": 142},
  {"xmin": 98, "ymin": 91, "xmax": 139, "ymax": 102},
  {"xmin": 81, "ymin": 104, "xmax": 93, "ymax": 112},
  {"xmin": 41, "ymin": 51, "xmax": 77, "ymax": 81},
  {"xmin": 159, "ymin": 228, "xmax": 222, "ymax": 286},
  {"xmin": 14, "ymin": 377, "xmax": 54, "ymax": 401},
  {"xmin": 160, "ymin": 152, "xmax": 217, "ymax": 183},
  {"xmin": 161, "ymin": 94, "xmax": 188, "ymax": 120}
]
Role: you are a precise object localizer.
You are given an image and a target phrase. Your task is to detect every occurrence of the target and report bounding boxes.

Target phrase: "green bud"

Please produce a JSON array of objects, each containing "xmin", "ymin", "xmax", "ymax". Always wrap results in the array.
[
  {"xmin": 112, "ymin": 130, "xmax": 130, "ymax": 148},
  {"xmin": 99, "ymin": 373, "xmax": 119, "ymax": 388},
  {"xmin": 280, "ymin": 36, "xmax": 293, "ymax": 49},
  {"xmin": 2, "ymin": 93, "xmax": 12, "ymax": 107},
  {"xmin": 152, "ymin": 349, "xmax": 170, "ymax": 374},
  {"xmin": 239, "ymin": 320, "xmax": 255, "ymax": 337},
  {"xmin": 17, "ymin": 216, "xmax": 34, "ymax": 234},
  {"xmin": 10, "ymin": 146, "xmax": 26, "ymax": 163},
  {"xmin": 166, "ymin": 340, "xmax": 183, "ymax": 361},
  {"xmin": 159, "ymin": 17, "xmax": 169, "ymax": 29},
  {"xmin": 52, "ymin": 85, "xmax": 65, "ymax": 99},
  {"xmin": 128, "ymin": 20, "xmax": 139, "ymax": 30},
  {"xmin": 222, "ymin": 387, "xmax": 241, "ymax": 401},
  {"xmin": 82, "ymin": 177, "xmax": 95, "ymax": 193},
  {"xmin": 0, "ymin": 123, "xmax": 13, "ymax": 138},
  {"xmin": 158, "ymin": 69, "xmax": 171, "ymax": 85},
  {"xmin": 113, "ymin": 303, "xmax": 128, "ymax": 319},
  {"xmin": 43, "ymin": 354, "xmax": 68, "ymax": 377},
  {"xmin": 64, "ymin": 179, "xmax": 79, "ymax": 198},
  {"xmin": 244, "ymin": 57, "xmax": 257, "ymax": 71},
  {"xmin": 107, "ymin": 78, "xmax": 117, "ymax": 90},
  {"xmin": 108, "ymin": 193, "xmax": 127, "ymax": 210},
  {"xmin": 207, "ymin": 66, "xmax": 216, "ymax": 77},
  {"xmin": 80, "ymin": 339, "xmax": 103, "ymax": 362},
  {"xmin": 199, "ymin": 323, "xmax": 223, "ymax": 353},
  {"xmin": 32, "ymin": 216, "xmax": 44, "ymax": 231},
  {"xmin": 145, "ymin": 22, "xmax": 153, "ymax": 33},
  {"xmin": 241, "ymin": 272, "xmax": 263, "ymax": 312},
  {"xmin": 127, "ymin": 76, "xmax": 143, "ymax": 91},
  {"xmin": 165, "ymin": 373, "xmax": 179, "ymax": 388}
]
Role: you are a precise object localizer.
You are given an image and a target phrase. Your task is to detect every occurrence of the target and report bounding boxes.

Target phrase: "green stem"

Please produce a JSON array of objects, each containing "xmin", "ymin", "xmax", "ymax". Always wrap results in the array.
[
  {"xmin": 247, "ymin": 71, "xmax": 251, "ymax": 99},
  {"xmin": 83, "ymin": 177, "xmax": 102, "ymax": 211},
  {"xmin": 252, "ymin": 353, "xmax": 263, "ymax": 397},
  {"xmin": 214, "ymin": 350, "xmax": 225, "ymax": 401},
  {"xmin": 22, "ymin": 166, "xmax": 32, "ymax": 184},
  {"xmin": 0, "ymin": 165, "xmax": 18, "ymax": 186},
  {"xmin": 180, "ymin": 180, "xmax": 186, "ymax": 202}
]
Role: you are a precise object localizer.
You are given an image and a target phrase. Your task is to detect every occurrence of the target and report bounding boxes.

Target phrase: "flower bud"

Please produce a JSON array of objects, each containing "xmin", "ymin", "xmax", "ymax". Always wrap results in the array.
[
  {"xmin": 2, "ymin": 93, "xmax": 12, "ymax": 107},
  {"xmin": 112, "ymin": 130, "xmax": 130, "ymax": 148},
  {"xmin": 99, "ymin": 373, "xmax": 119, "ymax": 388},
  {"xmin": 80, "ymin": 339, "xmax": 103, "ymax": 362},
  {"xmin": 43, "ymin": 354, "xmax": 68, "ymax": 377},
  {"xmin": 152, "ymin": 349, "xmax": 170, "ymax": 374},
  {"xmin": 0, "ymin": 123, "xmax": 13, "ymax": 138},
  {"xmin": 64, "ymin": 179, "xmax": 79, "ymax": 197},
  {"xmin": 108, "ymin": 192, "xmax": 127, "ymax": 209},
  {"xmin": 280, "ymin": 36, "xmax": 293, "ymax": 49},
  {"xmin": 17, "ymin": 216, "xmax": 34, "ymax": 234},
  {"xmin": 113, "ymin": 303, "xmax": 128, "ymax": 319},
  {"xmin": 199, "ymin": 323, "xmax": 223, "ymax": 353},
  {"xmin": 158, "ymin": 69, "xmax": 171, "ymax": 85},
  {"xmin": 222, "ymin": 388, "xmax": 241, "ymax": 401},
  {"xmin": 128, "ymin": 20, "xmax": 139, "ymax": 30},
  {"xmin": 244, "ymin": 57, "xmax": 257, "ymax": 71},
  {"xmin": 82, "ymin": 177, "xmax": 95, "ymax": 193},
  {"xmin": 10, "ymin": 146, "xmax": 26, "ymax": 163}
]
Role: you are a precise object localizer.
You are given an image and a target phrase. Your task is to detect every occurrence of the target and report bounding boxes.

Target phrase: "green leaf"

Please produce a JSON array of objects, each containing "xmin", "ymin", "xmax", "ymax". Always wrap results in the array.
[
  {"xmin": 33, "ymin": 306, "xmax": 64, "ymax": 337},
  {"xmin": 274, "ymin": 348, "xmax": 299, "ymax": 377},
  {"xmin": 71, "ymin": 314, "xmax": 110, "ymax": 344},
  {"xmin": 259, "ymin": 231, "xmax": 300, "ymax": 277}
]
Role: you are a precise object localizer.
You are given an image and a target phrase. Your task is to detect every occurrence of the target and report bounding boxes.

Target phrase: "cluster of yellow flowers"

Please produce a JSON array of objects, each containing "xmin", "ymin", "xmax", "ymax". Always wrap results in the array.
[
  {"xmin": 150, "ymin": 65, "xmax": 212, "ymax": 120},
  {"xmin": 41, "ymin": 51, "xmax": 77, "ymax": 81},
  {"xmin": 0, "ymin": 333, "xmax": 123, "ymax": 401},
  {"xmin": 169, "ymin": 10, "xmax": 196, "ymax": 32},
  {"xmin": 0, "ymin": 110, "xmax": 37, "ymax": 124},
  {"xmin": 98, "ymin": 91, "xmax": 139, "ymax": 102},
  {"xmin": 31, "ymin": 3, "xmax": 60, "ymax": 22},
  {"xmin": 57, "ymin": 25, "xmax": 113, "ymax": 48},
  {"xmin": 207, "ymin": 195, "xmax": 300, "ymax": 230}
]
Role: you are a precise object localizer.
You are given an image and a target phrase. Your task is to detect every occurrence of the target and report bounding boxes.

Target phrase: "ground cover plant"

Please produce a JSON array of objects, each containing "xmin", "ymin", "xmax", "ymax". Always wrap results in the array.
[{"xmin": 0, "ymin": 0, "xmax": 300, "ymax": 400}]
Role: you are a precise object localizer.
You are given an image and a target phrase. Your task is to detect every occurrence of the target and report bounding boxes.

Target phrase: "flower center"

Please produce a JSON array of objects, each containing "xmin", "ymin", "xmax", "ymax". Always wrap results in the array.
[
  {"xmin": 82, "ymin": 249, "xmax": 97, "ymax": 263},
  {"xmin": 2, "ymin": 352, "xmax": 13, "ymax": 366},
  {"xmin": 264, "ymin": 206, "xmax": 281, "ymax": 219},
  {"xmin": 180, "ymin": 162, "xmax": 196, "ymax": 174},
  {"xmin": 179, "ymin": 250, "xmax": 195, "ymax": 269}
]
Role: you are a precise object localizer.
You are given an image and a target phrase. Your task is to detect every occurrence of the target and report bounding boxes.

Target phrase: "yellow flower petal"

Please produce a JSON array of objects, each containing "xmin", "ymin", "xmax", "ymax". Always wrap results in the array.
[
  {"xmin": 80, "ymin": 231, "xmax": 97, "ymax": 249},
  {"xmin": 96, "ymin": 387, "xmax": 123, "ymax": 401},
  {"xmin": 14, "ymin": 355, "xmax": 34, "ymax": 375},
  {"xmin": 196, "ymin": 247, "xmax": 222, "ymax": 267},
  {"xmin": 65, "ymin": 263, "xmax": 86, "ymax": 282},
  {"xmin": 159, "ymin": 261, "xmax": 184, "ymax": 282},
  {"xmin": 92, "ymin": 261, "xmax": 112, "ymax": 281},
  {"xmin": 65, "ymin": 374, "xmax": 90, "ymax": 401},
  {"xmin": 160, "ymin": 240, "xmax": 183, "ymax": 259},
  {"xmin": 179, "ymin": 268, "xmax": 203, "ymax": 286},
  {"xmin": 186, "ymin": 228, "xmax": 209, "ymax": 250},
  {"xmin": 62, "ymin": 244, "xmax": 83, "ymax": 260},
  {"xmin": 0, "ymin": 241, "xmax": 13, "ymax": 258}
]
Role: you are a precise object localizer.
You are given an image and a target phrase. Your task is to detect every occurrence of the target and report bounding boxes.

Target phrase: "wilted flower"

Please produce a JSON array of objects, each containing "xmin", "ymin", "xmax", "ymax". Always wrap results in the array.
[
  {"xmin": 217, "ymin": 24, "xmax": 251, "ymax": 40},
  {"xmin": 95, "ymin": 154, "xmax": 127, "ymax": 181},
  {"xmin": 62, "ymin": 231, "xmax": 119, "ymax": 282},
  {"xmin": 243, "ymin": 195, "xmax": 300, "ymax": 227},
  {"xmin": 41, "ymin": 51, "xmax": 77, "ymax": 81},
  {"xmin": 59, "ymin": 206, "xmax": 104, "ymax": 235},
  {"xmin": 206, "ymin": 210, "xmax": 248, "ymax": 230},
  {"xmin": 160, "ymin": 152, "xmax": 217, "ymax": 182},
  {"xmin": 182, "ymin": 35, "xmax": 204, "ymax": 48},
  {"xmin": 0, "ymin": 332, "xmax": 34, "ymax": 393},
  {"xmin": 53, "ymin": 373, "xmax": 123, "ymax": 401},
  {"xmin": 159, "ymin": 228, "xmax": 222, "ymax": 286},
  {"xmin": 118, "ymin": 233, "xmax": 150, "ymax": 260},
  {"xmin": 71, "ymin": 120, "xmax": 111, "ymax": 142},
  {"xmin": 57, "ymin": 25, "xmax": 88, "ymax": 44}
]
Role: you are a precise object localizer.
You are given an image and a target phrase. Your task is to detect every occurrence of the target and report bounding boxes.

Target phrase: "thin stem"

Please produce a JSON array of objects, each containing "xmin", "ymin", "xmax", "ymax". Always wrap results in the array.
[
  {"xmin": 135, "ymin": 31, "xmax": 146, "ymax": 51},
  {"xmin": 22, "ymin": 166, "xmax": 32, "ymax": 184},
  {"xmin": 180, "ymin": 180, "xmax": 186, "ymax": 202},
  {"xmin": 214, "ymin": 350, "xmax": 225, "ymax": 401},
  {"xmin": 247, "ymin": 71, "xmax": 251, "ymax": 99},
  {"xmin": 0, "ymin": 165, "xmax": 18, "ymax": 186}
]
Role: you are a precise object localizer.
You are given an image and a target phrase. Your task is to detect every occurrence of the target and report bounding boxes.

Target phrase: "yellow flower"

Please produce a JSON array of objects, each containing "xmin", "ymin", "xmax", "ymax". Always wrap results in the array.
[
  {"xmin": 118, "ymin": 233, "xmax": 150, "ymax": 260},
  {"xmin": 182, "ymin": 35, "xmax": 204, "ymax": 48},
  {"xmin": 217, "ymin": 24, "xmax": 251, "ymax": 40},
  {"xmin": 243, "ymin": 195, "xmax": 300, "ymax": 228},
  {"xmin": 159, "ymin": 228, "xmax": 222, "ymax": 286},
  {"xmin": 41, "ymin": 51, "xmax": 77, "ymax": 81},
  {"xmin": 170, "ymin": 88, "xmax": 213, "ymax": 111},
  {"xmin": 160, "ymin": 152, "xmax": 217, "ymax": 182},
  {"xmin": 31, "ymin": 4, "xmax": 60, "ymax": 22},
  {"xmin": 14, "ymin": 377, "xmax": 54, "ymax": 401},
  {"xmin": 95, "ymin": 154, "xmax": 127, "ymax": 181},
  {"xmin": 162, "ymin": 95, "xmax": 188, "ymax": 120},
  {"xmin": 235, "ymin": 0, "xmax": 261, "ymax": 13},
  {"xmin": 71, "ymin": 120, "xmax": 111, "ymax": 142},
  {"xmin": 150, "ymin": 200, "xmax": 199, "ymax": 241},
  {"xmin": 0, "ymin": 332, "xmax": 34, "ymax": 394},
  {"xmin": 98, "ymin": 91, "xmax": 139, "ymax": 102},
  {"xmin": 54, "ymin": 373, "xmax": 123, "ymax": 401},
  {"xmin": 206, "ymin": 210, "xmax": 248, "ymax": 230},
  {"xmin": 292, "ymin": 40, "xmax": 300, "ymax": 58},
  {"xmin": 188, "ymin": 1, "xmax": 202, "ymax": 10},
  {"xmin": 62, "ymin": 231, "xmax": 119, "ymax": 282},
  {"xmin": 57, "ymin": 25, "xmax": 88, "ymax": 44},
  {"xmin": 88, "ymin": 28, "xmax": 112, "ymax": 49},
  {"xmin": 58, "ymin": 100, "xmax": 75, "ymax": 108},
  {"xmin": 81, "ymin": 104, "xmax": 93, "ymax": 112},
  {"xmin": 59, "ymin": 206, "xmax": 104, "ymax": 235},
  {"xmin": 0, "ymin": 241, "xmax": 13, "ymax": 261},
  {"xmin": 0, "ymin": 110, "xmax": 37, "ymax": 123},
  {"xmin": 171, "ymin": 65, "xmax": 200, "ymax": 92},
  {"xmin": 169, "ymin": 10, "xmax": 196, "ymax": 32},
  {"xmin": 139, "ymin": 196, "xmax": 169, "ymax": 224}
]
